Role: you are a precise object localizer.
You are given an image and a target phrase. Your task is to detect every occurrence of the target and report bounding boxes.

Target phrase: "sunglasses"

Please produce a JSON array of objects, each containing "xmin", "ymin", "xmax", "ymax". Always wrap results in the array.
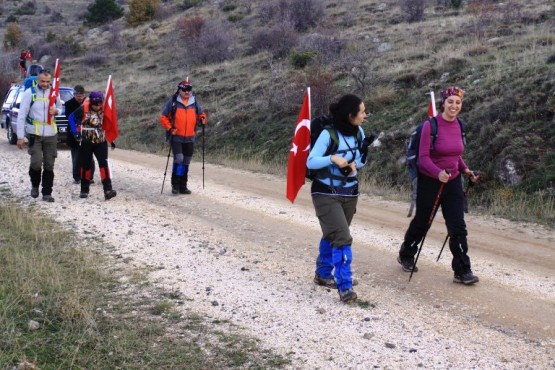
[
  {"xmin": 179, "ymin": 86, "xmax": 192, "ymax": 92},
  {"xmin": 39, "ymin": 69, "xmax": 51, "ymax": 74}
]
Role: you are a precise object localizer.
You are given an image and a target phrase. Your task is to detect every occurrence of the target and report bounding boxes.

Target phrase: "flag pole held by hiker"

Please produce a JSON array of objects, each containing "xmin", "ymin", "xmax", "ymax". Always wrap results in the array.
[
  {"xmin": 47, "ymin": 59, "xmax": 60, "ymax": 125},
  {"xmin": 286, "ymin": 87, "xmax": 311, "ymax": 203}
]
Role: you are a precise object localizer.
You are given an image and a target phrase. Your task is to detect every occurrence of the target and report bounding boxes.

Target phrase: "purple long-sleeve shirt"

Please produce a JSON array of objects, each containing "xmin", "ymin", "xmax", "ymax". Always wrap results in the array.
[{"xmin": 418, "ymin": 114, "xmax": 468, "ymax": 181}]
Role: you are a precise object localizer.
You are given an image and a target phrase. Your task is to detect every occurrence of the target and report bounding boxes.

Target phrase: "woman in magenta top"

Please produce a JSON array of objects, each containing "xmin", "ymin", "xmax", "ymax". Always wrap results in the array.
[{"xmin": 397, "ymin": 87, "xmax": 480, "ymax": 285}]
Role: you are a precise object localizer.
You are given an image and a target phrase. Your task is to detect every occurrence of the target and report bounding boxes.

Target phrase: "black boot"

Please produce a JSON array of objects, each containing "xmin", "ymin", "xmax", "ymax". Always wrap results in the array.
[
  {"xmin": 171, "ymin": 174, "xmax": 179, "ymax": 195},
  {"xmin": 41, "ymin": 170, "xmax": 54, "ymax": 197},
  {"xmin": 104, "ymin": 189, "xmax": 117, "ymax": 200},
  {"xmin": 179, "ymin": 174, "xmax": 191, "ymax": 194},
  {"xmin": 29, "ymin": 167, "xmax": 41, "ymax": 189},
  {"xmin": 449, "ymin": 235, "xmax": 475, "ymax": 279},
  {"xmin": 397, "ymin": 241, "xmax": 419, "ymax": 272}
]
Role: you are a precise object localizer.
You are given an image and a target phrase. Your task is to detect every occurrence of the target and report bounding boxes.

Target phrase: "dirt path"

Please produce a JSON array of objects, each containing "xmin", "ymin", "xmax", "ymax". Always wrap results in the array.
[{"xmin": 1, "ymin": 137, "xmax": 553, "ymax": 368}]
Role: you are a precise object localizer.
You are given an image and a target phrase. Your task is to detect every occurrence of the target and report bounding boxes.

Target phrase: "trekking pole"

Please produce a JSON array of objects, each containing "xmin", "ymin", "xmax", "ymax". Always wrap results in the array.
[
  {"xmin": 436, "ymin": 234, "xmax": 450, "ymax": 262},
  {"xmin": 161, "ymin": 140, "xmax": 172, "ymax": 194},
  {"xmin": 202, "ymin": 123, "xmax": 205, "ymax": 189},
  {"xmin": 409, "ymin": 169, "xmax": 451, "ymax": 282},
  {"xmin": 436, "ymin": 170, "xmax": 480, "ymax": 261}
]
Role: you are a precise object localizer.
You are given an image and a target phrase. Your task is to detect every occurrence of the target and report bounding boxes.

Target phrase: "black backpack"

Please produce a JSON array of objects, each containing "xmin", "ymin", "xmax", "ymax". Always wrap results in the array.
[
  {"xmin": 306, "ymin": 115, "xmax": 362, "ymax": 181},
  {"xmin": 406, "ymin": 116, "xmax": 466, "ymax": 181}
]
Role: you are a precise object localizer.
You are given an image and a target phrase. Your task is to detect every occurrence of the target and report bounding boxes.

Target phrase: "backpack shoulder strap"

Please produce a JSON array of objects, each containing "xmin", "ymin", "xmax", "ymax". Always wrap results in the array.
[
  {"xmin": 428, "ymin": 116, "xmax": 438, "ymax": 150},
  {"xmin": 457, "ymin": 117, "xmax": 467, "ymax": 145},
  {"xmin": 324, "ymin": 127, "xmax": 339, "ymax": 155}
]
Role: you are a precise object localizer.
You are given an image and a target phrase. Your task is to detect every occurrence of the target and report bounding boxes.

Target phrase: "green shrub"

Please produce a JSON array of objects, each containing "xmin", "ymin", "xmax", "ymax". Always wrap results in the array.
[
  {"xmin": 450, "ymin": 0, "xmax": 463, "ymax": 9},
  {"xmin": 128, "ymin": 0, "xmax": 160, "ymax": 27},
  {"xmin": 45, "ymin": 31, "xmax": 56, "ymax": 43},
  {"xmin": 15, "ymin": 1, "xmax": 36, "ymax": 15},
  {"xmin": 228, "ymin": 14, "xmax": 244, "ymax": 22},
  {"xmin": 222, "ymin": 4, "xmax": 237, "ymax": 12},
  {"xmin": 85, "ymin": 0, "xmax": 124, "ymax": 25},
  {"xmin": 3, "ymin": 22, "xmax": 23, "ymax": 49},
  {"xmin": 290, "ymin": 50, "xmax": 317, "ymax": 69},
  {"xmin": 181, "ymin": 0, "xmax": 203, "ymax": 10}
]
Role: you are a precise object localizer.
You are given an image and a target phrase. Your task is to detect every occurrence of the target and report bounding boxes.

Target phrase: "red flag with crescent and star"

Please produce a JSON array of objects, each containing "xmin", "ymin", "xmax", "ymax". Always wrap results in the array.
[
  {"xmin": 286, "ymin": 87, "xmax": 311, "ymax": 203},
  {"xmin": 47, "ymin": 58, "xmax": 60, "ymax": 125},
  {"xmin": 103, "ymin": 75, "xmax": 119, "ymax": 143}
]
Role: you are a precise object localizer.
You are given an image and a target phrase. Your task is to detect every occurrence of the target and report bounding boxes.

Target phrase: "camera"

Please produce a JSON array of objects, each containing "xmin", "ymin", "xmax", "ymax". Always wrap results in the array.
[{"xmin": 339, "ymin": 166, "xmax": 353, "ymax": 176}]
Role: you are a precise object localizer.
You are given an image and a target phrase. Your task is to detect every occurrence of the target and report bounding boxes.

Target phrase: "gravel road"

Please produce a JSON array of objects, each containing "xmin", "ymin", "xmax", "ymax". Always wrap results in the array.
[{"xmin": 0, "ymin": 137, "xmax": 553, "ymax": 369}]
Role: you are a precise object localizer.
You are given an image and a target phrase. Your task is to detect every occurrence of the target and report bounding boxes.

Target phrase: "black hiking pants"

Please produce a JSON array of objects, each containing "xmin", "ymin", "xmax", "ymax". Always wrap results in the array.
[
  {"xmin": 78, "ymin": 141, "xmax": 112, "ymax": 194},
  {"xmin": 401, "ymin": 174, "xmax": 472, "ymax": 275}
]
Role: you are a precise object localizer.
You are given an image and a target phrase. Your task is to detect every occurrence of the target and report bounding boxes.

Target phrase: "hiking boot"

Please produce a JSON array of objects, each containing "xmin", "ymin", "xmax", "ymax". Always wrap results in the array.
[
  {"xmin": 338, "ymin": 288, "xmax": 357, "ymax": 303},
  {"xmin": 73, "ymin": 179, "xmax": 80, "ymax": 184},
  {"xmin": 42, "ymin": 195, "xmax": 55, "ymax": 202},
  {"xmin": 314, "ymin": 275, "xmax": 358, "ymax": 289},
  {"xmin": 314, "ymin": 274, "xmax": 337, "ymax": 289},
  {"xmin": 104, "ymin": 190, "xmax": 117, "ymax": 200},
  {"xmin": 171, "ymin": 186, "xmax": 179, "ymax": 195},
  {"xmin": 453, "ymin": 272, "xmax": 479, "ymax": 285},
  {"xmin": 179, "ymin": 188, "xmax": 192, "ymax": 195},
  {"xmin": 79, "ymin": 192, "xmax": 89, "ymax": 199},
  {"xmin": 397, "ymin": 256, "xmax": 418, "ymax": 272},
  {"xmin": 31, "ymin": 187, "xmax": 39, "ymax": 198}
]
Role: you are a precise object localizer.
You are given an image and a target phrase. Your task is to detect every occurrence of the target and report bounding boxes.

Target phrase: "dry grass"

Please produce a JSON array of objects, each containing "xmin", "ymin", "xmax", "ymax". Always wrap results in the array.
[{"xmin": 0, "ymin": 190, "xmax": 290, "ymax": 369}]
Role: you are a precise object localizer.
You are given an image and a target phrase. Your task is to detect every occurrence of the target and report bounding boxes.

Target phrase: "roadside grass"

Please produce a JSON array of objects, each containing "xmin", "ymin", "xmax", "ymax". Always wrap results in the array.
[
  {"xmin": 0, "ymin": 195, "xmax": 290, "ymax": 369},
  {"xmin": 205, "ymin": 153, "xmax": 554, "ymax": 228}
]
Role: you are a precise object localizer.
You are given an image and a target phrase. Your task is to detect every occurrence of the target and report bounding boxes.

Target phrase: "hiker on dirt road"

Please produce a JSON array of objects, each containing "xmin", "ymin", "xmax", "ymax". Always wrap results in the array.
[
  {"xmin": 68, "ymin": 91, "xmax": 117, "ymax": 201},
  {"xmin": 397, "ymin": 86, "xmax": 480, "ymax": 285},
  {"xmin": 307, "ymin": 94, "xmax": 369, "ymax": 303},
  {"xmin": 16, "ymin": 68, "xmax": 61, "ymax": 202},
  {"xmin": 65, "ymin": 85, "xmax": 96, "ymax": 184},
  {"xmin": 159, "ymin": 78, "xmax": 207, "ymax": 195},
  {"xmin": 19, "ymin": 49, "xmax": 32, "ymax": 78}
]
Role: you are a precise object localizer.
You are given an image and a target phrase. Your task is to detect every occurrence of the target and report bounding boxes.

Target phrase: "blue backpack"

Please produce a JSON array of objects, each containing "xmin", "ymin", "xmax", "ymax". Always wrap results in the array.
[{"xmin": 406, "ymin": 116, "xmax": 466, "ymax": 181}]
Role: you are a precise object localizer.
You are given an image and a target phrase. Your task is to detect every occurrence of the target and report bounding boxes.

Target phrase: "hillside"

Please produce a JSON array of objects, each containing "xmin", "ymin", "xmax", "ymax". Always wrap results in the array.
[{"xmin": 1, "ymin": 0, "xmax": 554, "ymax": 224}]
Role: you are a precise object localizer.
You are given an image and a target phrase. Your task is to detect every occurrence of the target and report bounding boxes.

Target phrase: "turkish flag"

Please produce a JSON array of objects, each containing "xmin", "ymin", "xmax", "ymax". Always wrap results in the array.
[
  {"xmin": 47, "ymin": 58, "xmax": 60, "ymax": 125},
  {"xmin": 103, "ymin": 75, "xmax": 119, "ymax": 143},
  {"xmin": 286, "ymin": 88, "xmax": 311, "ymax": 203},
  {"xmin": 428, "ymin": 91, "xmax": 437, "ymax": 117}
]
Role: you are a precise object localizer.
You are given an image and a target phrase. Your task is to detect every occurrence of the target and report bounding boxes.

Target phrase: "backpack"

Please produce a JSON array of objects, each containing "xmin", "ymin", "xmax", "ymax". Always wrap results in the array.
[
  {"xmin": 406, "ymin": 116, "xmax": 466, "ymax": 181},
  {"xmin": 306, "ymin": 115, "xmax": 362, "ymax": 181},
  {"xmin": 23, "ymin": 76, "xmax": 37, "ymax": 90}
]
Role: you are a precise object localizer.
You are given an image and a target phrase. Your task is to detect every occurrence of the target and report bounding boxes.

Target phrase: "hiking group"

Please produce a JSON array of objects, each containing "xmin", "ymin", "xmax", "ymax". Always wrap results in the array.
[
  {"xmin": 14, "ymin": 52, "xmax": 207, "ymax": 202},
  {"xmin": 308, "ymin": 87, "xmax": 479, "ymax": 303},
  {"xmin": 12, "ymin": 52, "xmax": 478, "ymax": 304}
]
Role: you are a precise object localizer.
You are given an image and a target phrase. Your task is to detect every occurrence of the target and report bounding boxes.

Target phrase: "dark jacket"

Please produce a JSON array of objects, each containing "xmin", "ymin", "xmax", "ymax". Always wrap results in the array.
[{"xmin": 64, "ymin": 97, "xmax": 83, "ymax": 148}]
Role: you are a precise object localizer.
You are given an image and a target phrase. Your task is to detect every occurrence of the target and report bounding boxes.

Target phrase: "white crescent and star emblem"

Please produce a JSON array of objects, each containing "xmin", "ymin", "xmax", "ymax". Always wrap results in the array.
[{"xmin": 290, "ymin": 118, "xmax": 310, "ymax": 156}]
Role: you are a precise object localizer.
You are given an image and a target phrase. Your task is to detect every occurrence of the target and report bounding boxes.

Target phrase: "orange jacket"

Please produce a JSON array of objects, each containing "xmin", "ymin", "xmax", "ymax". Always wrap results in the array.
[{"xmin": 160, "ymin": 95, "xmax": 207, "ymax": 137}]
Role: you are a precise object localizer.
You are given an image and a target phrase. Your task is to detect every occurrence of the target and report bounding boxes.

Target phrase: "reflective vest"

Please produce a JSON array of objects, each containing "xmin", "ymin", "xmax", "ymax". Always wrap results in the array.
[{"xmin": 25, "ymin": 81, "xmax": 57, "ymax": 135}]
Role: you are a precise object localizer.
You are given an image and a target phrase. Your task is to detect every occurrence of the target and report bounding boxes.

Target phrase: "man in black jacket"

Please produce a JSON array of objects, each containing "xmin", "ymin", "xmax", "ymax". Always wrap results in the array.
[{"xmin": 65, "ymin": 85, "xmax": 95, "ymax": 183}]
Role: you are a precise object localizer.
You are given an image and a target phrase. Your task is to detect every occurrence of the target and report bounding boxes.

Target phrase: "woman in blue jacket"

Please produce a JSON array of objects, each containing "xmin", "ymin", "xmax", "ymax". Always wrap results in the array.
[{"xmin": 307, "ymin": 94, "xmax": 368, "ymax": 303}]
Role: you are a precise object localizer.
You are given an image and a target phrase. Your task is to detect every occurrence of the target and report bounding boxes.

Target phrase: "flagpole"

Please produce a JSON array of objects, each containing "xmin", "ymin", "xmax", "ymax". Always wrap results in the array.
[
  {"xmin": 105, "ymin": 75, "xmax": 112, "ymax": 103},
  {"xmin": 48, "ymin": 58, "xmax": 60, "ymax": 125},
  {"xmin": 307, "ymin": 87, "xmax": 311, "ymax": 121},
  {"xmin": 430, "ymin": 91, "xmax": 437, "ymax": 117}
]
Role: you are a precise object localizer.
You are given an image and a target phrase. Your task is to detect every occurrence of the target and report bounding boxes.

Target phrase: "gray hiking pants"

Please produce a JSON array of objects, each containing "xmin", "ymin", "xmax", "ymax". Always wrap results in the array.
[{"xmin": 312, "ymin": 194, "xmax": 358, "ymax": 247}]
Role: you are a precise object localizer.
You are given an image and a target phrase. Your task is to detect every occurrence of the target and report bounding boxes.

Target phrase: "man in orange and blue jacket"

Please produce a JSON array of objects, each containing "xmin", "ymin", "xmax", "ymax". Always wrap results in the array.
[{"xmin": 159, "ymin": 79, "xmax": 207, "ymax": 194}]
